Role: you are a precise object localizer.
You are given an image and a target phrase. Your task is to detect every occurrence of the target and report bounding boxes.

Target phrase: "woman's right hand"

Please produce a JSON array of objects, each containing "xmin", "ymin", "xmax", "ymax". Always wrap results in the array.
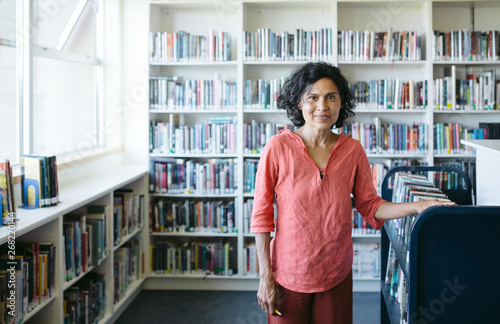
[{"xmin": 257, "ymin": 273, "xmax": 278, "ymax": 316}]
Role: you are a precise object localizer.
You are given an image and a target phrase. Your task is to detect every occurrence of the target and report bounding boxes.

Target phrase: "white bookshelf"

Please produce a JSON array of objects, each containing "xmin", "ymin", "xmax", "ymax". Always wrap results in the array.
[{"xmin": 0, "ymin": 165, "xmax": 149, "ymax": 324}]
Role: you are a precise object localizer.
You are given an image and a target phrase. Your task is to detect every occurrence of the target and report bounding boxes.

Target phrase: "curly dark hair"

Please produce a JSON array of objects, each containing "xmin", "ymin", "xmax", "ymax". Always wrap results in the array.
[{"xmin": 277, "ymin": 61, "xmax": 355, "ymax": 129}]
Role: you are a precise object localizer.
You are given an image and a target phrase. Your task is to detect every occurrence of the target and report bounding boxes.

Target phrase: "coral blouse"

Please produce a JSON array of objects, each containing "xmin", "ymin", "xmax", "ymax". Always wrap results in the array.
[{"xmin": 251, "ymin": 129, "xmax": 385, "ymax": 293}]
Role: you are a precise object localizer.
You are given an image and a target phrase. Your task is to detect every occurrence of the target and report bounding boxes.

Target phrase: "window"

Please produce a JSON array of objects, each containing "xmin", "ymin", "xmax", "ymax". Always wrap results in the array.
[
  {"xmin": 0, "ymin": 0, "xmax": 103, "ymax": 163},
  {"xmin": 0, "ymin": 0, "xmax": 18, "ymax": 164}
]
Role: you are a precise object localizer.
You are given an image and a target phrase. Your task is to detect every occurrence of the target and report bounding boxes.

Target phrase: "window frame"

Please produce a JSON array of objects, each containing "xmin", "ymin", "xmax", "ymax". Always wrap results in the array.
[{"xmin": 15, "ymin": 0, "xmax": 104, "ymax": 162}]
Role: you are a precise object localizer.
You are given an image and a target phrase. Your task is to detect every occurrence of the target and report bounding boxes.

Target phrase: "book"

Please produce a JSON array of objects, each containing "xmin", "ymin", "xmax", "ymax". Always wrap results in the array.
[{"xmin": 86, "ymin": 205, "xmax": 109, "ymax": 261}]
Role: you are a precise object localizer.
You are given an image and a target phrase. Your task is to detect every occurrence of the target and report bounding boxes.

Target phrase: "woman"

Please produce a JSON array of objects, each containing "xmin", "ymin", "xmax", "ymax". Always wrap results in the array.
[{"xmin": 250, "ymin": 62, "xmax": 454, "ymax": 324}]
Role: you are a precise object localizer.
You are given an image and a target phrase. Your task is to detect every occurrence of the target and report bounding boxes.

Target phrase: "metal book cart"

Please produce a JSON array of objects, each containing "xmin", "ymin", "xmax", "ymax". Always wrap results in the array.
[{"xmin": 379, "ymin": 166, "xmax": 500, "ymax": 323}]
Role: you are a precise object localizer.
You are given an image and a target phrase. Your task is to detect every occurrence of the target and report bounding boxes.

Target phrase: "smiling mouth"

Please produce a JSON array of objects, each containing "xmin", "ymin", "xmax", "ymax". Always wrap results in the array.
[{"xmin": 315, "ymin": 115, "xmax": 330, "ymax": 120}]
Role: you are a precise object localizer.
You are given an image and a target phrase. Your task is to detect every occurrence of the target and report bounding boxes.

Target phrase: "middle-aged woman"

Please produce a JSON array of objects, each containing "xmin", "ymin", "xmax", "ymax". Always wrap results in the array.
[{"xmin": 250, "ymin": 61, "xmax": 454, "ymax": 324}]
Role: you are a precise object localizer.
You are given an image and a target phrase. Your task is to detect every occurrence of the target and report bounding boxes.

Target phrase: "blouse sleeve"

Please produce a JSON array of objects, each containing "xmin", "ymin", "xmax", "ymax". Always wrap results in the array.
[
  {"xmin": 351, "ymin": 141, "xmax": 386, "ymax": 230},
  {"xmin": 250, "ymin": 136, "xmax": 280, "ymax": 233}
]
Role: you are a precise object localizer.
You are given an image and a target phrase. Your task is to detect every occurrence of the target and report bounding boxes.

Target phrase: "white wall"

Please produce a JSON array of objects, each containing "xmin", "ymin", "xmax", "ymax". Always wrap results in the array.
[{"xmin": 120, "ymin": 0, "xmax": 150, "ymax": 167}]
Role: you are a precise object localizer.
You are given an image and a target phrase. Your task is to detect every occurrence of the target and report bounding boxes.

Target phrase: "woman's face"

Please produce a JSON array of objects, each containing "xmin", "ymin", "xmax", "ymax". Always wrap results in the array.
[{"xmin": 298, "ymin": 77, "xmax": 342, "ymax": 131}]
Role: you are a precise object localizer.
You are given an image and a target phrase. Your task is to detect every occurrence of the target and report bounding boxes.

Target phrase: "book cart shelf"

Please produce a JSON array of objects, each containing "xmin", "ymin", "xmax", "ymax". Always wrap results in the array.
[
  {"xmin": 380, "ymin": 205, "xmax": 500, "ymax": 323},
  {"xmin": 144, "ymin": 0, "xmax": 500, "ymax": 293},
  {"xmin": 0, "ymin": 165, "xmax": 149, "ymax": 324}
]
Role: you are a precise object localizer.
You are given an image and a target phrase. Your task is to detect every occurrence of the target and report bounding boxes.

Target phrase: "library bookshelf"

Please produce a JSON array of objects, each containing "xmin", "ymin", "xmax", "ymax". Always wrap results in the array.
[
  {"xmin": 141, "ymin": 0, "xmax": 500, "ymax": 294},
  {"xmin": 0, "ymin": 165, "xmax": 149, "ymax": 324}
]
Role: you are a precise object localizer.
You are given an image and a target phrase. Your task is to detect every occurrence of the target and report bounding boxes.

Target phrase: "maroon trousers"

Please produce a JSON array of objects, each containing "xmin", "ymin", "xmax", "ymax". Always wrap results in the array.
[{"xmin": 268, "ymin": 271, "xmax": 353, "ymax": 324}]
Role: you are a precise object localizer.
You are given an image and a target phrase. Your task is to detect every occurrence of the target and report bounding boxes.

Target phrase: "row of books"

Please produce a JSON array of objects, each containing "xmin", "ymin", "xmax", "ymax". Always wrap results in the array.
[
  {"xmin": 243, "ymin": 28, "xmax": 334, "ymax": 61},
  {"xmin": 243, "ymin": 78, "xmax": 288, "ymax": 110},
  {"xmin": 63, "ymin": 208, "xmax": 108, "ymax": 282},
  {"xmin": 242, "ymin": 199, "xmax": 276, "ymax": 234},
  {"xmin": 149, "ymin": 30, "xmax": 232, "ymax": 62},
  {"xmin": 21, "ymin": 155, "xmax": 59, "ymax": 209},
  {"xmin": 352, "ymin": 242, "xmax": 381, "ymax": 279},
  {"xmin": 435, "ymin": 161, "xmax": 476, "ymax": 199},
  {"xmin": 351, "ymin": 210, "xmax": 378, "ymax": 235},
  {"xmin": 113, "ymin": 190, "xmax": 146, "ymax": 247},
  {"xmin": 433, "ymin": 122, "xmax": 489, "ymax": 155},
  {"xmin": 244, "ymin": 121, "xmax": 292, "ymax": 154},
  {"xmin": 341, "ymin": 120, "xmax": 429, "ymax": 155},
  {"xmin": 150, "ymin": 117, "xmax": 238, "ymax": 154},
  {"xmin": 150, "ymin": 239, "xmax": 237, "ymax": 276},
  {"xmin": 432, "ymin": 30, "xmax": 500, "ymax": 62},
  {"xmin": 338, "ymin": 29, "xmax": 421, "ymax": 62},
  {"xmin": 0, "ymin": 160, "xmax": 15, "ymax": 226},
  {"xmin": 243, "ymin": 243, "xmax": 258, "ymax": 276},
  {"xmin": 114, "ymin": 240, "xmax": 144, "ymax": 304},
  {"xmin": 243, "ymin": 160, "xmax": 259, "ymax": 194},
  {"xmin": 63, "ymin": 272, "xmax": 105, "ymax": 324},
  {"xmin": 149, "ymin": 76, "xmax": 237, "ymax": 111},
  {"xmin": 385, "ymin": 244, "xmax": 408, "ymax": 324},
  {"xmin": 350, "ymin": 79, "xmax": 428, "ymax": 110},
  {"xmin": 478, "ymin": 122, "xmax": 500, "ymax": 139},
  {"xmin": 149, "ymin": 199, "xmax": 236, "ymax": 234},
  {"xmin": 0, "ymin": 242, "xmax": 56, "ymax": 324},
  {"xmin": 150, "ymin": 158, "xmax": 237, "ymax": 195},
  {"xmin": 434, "ymin": 66, "xmax": 498, "ymax": 110}
]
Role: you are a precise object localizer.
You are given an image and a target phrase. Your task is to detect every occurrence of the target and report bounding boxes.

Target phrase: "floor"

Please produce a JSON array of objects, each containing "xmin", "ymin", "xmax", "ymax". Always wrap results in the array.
[{"xmin": 116, "ymin": 290, "xmax": 380, "ymax": 324}]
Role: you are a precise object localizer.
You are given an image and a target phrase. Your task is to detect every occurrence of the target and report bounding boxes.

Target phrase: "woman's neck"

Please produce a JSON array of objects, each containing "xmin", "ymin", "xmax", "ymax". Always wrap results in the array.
[{"xmin": 293, "ymin": 126, "xmax": 337, "ymax": 148}]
